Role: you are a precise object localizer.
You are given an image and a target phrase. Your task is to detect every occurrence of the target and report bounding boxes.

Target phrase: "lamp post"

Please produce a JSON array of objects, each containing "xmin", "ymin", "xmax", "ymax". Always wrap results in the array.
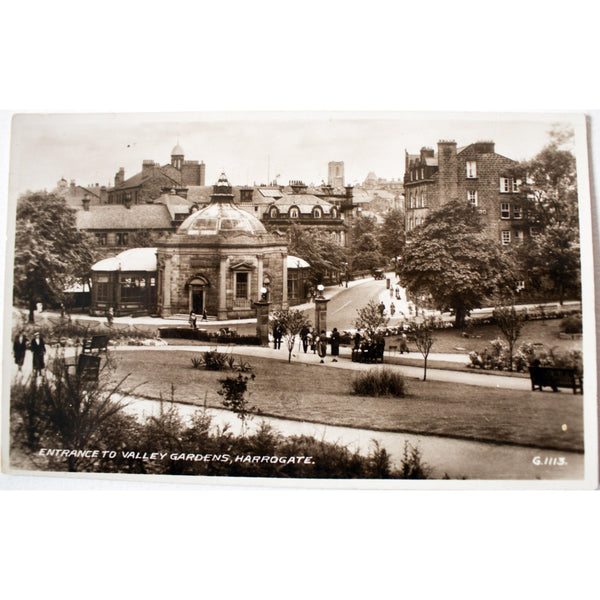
[{"xmin": 314, "ymin": 284, "xmax": 330, "ymax": 334}]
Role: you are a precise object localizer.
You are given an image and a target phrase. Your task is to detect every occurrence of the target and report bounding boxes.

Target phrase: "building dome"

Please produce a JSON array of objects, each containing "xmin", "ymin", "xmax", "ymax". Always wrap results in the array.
[
  {"xmin": 171, "ymin": 143, "xmax": 184, "ymax": 156},
  {"xmin": 177, "ymin": 172, "xmax": 267, "ymax": 236}
]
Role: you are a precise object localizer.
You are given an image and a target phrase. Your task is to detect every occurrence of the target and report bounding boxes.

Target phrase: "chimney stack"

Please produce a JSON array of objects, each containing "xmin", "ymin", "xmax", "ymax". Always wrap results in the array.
[{"xmin": 82, "ymin": 193, "xmax": 90, "ymax": 211}]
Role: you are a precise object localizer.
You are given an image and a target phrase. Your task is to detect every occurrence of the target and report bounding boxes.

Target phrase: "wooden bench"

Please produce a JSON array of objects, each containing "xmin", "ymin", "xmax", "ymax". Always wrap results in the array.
[
  {"xmin": 528, "ymin": 366, "xmax": 582, "ymax": 394},
  {"xmin": 67, "ymin": 354, "xmax": 101, "ymax": 382},
  {"xmin": 82, "ymin": 335, "xmax": 109, "ymax": 355},
  {"xmin": 351, "ymin": 344, "xmax": 385, "ymax": 363}
]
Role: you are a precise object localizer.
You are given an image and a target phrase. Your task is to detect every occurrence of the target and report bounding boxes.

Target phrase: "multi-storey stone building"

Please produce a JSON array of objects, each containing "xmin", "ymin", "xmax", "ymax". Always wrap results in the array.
[
  {"xmin": 404, "ymin": 141, "xmax": 526, "ymax": 246},
  {"xmin": 108, "ymin": 144, "xmax": 206, "ymax": 205}
]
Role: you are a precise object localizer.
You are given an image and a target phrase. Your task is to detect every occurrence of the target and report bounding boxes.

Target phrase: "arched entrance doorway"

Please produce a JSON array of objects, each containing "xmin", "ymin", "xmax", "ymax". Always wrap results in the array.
[{"xmin": 187, "ymin": 275, "xmax": 210, "ymax": 314}]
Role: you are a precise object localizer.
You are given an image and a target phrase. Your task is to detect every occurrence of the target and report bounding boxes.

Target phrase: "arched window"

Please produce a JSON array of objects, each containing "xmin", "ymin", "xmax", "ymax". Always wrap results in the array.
[
  {"xmin": 269, "ymin": 206, "xmax": 279, "ymax": 218},
  {"xmin": 331, "ymin": 207, "xmax": 338, "ymax": 218},
  {"xmin": 289, "ymin": 206, "xmax": 299, "ymax": 218},
  {"xmin": 313, "ymin": 206, "xmax": 322, "ymax": 218}
]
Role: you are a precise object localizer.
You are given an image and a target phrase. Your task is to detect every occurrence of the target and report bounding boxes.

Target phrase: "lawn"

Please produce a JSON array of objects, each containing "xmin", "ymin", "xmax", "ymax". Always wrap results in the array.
[
  {"xmin": 109, "ymin": 350, "xmax": 584, "ymax": 452},
  {"xmin": 385, "ymin": 319, "xmax": 582, "ymax": 355}
]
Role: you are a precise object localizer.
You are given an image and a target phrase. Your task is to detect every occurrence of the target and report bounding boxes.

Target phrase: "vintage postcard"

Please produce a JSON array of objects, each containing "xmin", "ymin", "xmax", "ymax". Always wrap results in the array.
[{"xmin": 1, "ymin": 112, "xmax": 597, "ymax": 488}]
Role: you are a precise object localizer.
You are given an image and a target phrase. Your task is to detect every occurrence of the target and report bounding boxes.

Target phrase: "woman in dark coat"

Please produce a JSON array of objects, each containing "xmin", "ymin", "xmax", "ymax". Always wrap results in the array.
[
  {"xmin": 30, "ymin": 332, "xmax": 46, "ymax": 374},
  {"xmin": 13, "ymin": 331, "xmax": 28, "ymax": 371},
  {"xmin": 330, "ymin": 328, "xmax": 340, "ymax": 362}
]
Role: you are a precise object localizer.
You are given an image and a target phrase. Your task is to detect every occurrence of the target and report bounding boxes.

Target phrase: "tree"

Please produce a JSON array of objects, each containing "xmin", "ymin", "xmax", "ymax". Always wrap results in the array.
[
  {"xmin": 493, "ymin": 305, "xmax": 525, "ymax": 372},
  {"xmin": 379, "ymin": 208, "xmax": 405, "ymax": 271},
  {"xmin": 271, "ymin": 308, "xmax": 312, "ymax": 363},
  {"xmin": 13, "ymin": 191, "xmax": 98, "ymax": 322},
  {"xmin": 350, "ymin": 215, "xmax": 384, "ymax": 273},
  {"xmin": 218, "ymin": 373, "xmax": 257, "ymax": 436},
  {"xmin": 511, "ymin": 125, "xmax": 580, "ymax": 304},
  {"xmin": 354, "ymin": 300, "xmax": 389, "ymax": 342},
  {"xmin": 409, "ymin": 317, "xmax": 436, "ymax": 381},
  {"xmin": 287, "ymin": 225, "xmax": 347, "ymax": 284},
  {"xmin": 398, "ymin": 201, "xmax": 517, "ymax": 328}
]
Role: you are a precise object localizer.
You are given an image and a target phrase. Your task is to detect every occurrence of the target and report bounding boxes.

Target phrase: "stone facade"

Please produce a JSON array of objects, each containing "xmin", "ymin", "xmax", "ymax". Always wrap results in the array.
[
  {"xmin": 404, "ymin": 141, "xmax": 526, "ymax": 246},
  {"xmin": 156, "ymin": 174, "xmax": 288, "ymax": 320}
]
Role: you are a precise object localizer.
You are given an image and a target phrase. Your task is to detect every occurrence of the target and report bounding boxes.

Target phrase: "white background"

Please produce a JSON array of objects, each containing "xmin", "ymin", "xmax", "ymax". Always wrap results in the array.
[{"xmin": 1, "ymin": 1, "xmax": 599, "ymax": 598}]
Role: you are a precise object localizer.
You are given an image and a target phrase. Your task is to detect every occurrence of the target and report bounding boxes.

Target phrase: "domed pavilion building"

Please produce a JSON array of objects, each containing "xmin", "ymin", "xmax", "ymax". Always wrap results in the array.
[{"xmin": 156, "ymin": 173, "xmax": 288, "ymax": 320}]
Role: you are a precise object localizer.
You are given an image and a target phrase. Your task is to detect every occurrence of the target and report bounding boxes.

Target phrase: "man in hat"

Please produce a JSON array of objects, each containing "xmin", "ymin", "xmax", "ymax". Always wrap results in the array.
[{"xmin": 30, "ymin": 331, "xmax": 46, "ymax": 376}]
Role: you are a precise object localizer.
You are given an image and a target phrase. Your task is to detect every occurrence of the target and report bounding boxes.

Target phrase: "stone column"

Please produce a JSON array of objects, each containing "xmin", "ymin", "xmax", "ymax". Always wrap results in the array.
[
  {"xmin": 314, "ymin": 295, "xmax": 330, "ymax": 334},
  {"xmin": 257, "ymin": 255, "xmax": 264, "ymax": 301},
  {"xmin": 162, "ymin": 258, "xmax": 172, "ymax": 316},
  {"xmin": 282, "ymin": 252, "xmax": 288, "ymax": 308},
  {"xmin": 254, "ymin": 300, "xmax": 271, "ymax": 346},
  {"xmin": 218, "ymin": 256, "xmax": 228, "ymax": 321}
]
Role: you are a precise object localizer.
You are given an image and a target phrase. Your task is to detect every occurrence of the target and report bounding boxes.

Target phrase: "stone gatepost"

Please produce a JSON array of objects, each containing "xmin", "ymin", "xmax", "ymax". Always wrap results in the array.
[
  {"xmin": 314, "ymin": 294, "xmax": 330, "ymax": 334},
  {"xmin": 254, "ymin": 300, "xmax": 271, "ymax": 346}
]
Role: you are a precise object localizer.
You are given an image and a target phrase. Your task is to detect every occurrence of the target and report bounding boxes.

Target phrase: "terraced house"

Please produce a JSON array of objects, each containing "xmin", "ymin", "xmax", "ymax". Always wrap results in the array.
[{"xmin": 404, "ymin": 141, "xmax": 527, "ymax": 246}]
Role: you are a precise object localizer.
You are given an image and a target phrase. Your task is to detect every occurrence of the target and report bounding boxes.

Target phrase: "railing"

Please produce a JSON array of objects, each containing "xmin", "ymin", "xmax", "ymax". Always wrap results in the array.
[{"xmin": 233, "ymin": 298, "xmax": 251, "ymax": 310}]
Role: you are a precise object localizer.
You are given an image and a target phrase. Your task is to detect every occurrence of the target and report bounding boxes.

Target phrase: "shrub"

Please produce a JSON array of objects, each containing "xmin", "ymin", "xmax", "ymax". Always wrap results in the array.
[
  {"xmin": 560, "ymin": 315, "xmax": 582, "ymax": 334},
  {"xmin": 190, "ymin": 356, "xmax": 204, "ymax": 369},
  {"xmin": 203, "ymin": 350, "xmax": 228, "ymax": 371},
  {"xmin": 351, "ymin": 368, "xmax": 406, "ymax": 397}
]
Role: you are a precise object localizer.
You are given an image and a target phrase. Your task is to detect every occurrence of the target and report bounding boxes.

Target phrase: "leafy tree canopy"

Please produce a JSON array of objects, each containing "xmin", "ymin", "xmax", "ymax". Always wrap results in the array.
[
  {"xmin": 398, "ymin": 201, "xmax": 517, "ymax": 327},
  {"xmin": 13, "ymin": 191, "xmax": 98, "ymax": 321},
  {"xmin": 287, "ymin": 225, "xmax": 347, "ymax": 284}
]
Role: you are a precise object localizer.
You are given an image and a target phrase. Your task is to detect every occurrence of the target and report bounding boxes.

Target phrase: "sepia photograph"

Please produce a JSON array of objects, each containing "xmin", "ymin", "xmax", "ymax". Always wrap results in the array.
[{"xmin": 1, "ymin": 111, "xmax": 597, "ymax": 487}]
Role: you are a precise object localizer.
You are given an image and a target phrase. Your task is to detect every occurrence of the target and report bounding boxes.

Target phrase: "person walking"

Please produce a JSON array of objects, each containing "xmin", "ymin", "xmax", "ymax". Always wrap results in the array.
[
  {"xmin": 30, "ymin": 332, "xmax": 46, "ymax": 376},
  {"xmin": 390, "ymin": 302, "xmax": 396, "ymax": 317},
  {"xmin": 310, "ymin": 328, "xmax": 318, "ymax": 353},
  {"xmin": 400, "ymin": 332, "xmax": 409, "ymax": 354},
  {"xmin": 330, "ymin": 328, "xmax": 340, "ymax": 362},
  {"xmin": 273, "ymin": 324, "xmax": 283, "ymax": 350},
  {"xmin": 300, "ymin": 325, "xmax": 310, "ymax": 353},
  {"xmin": 189, "ymin": 311, "xmax": 197, "ymax": 329},
  {"xmin": 317, "ymin": 330, "xmax": 328, "ymax": 363},
  {"xmin": 13, "ymin": 331, "xmax": 28, "ymax": 372}
]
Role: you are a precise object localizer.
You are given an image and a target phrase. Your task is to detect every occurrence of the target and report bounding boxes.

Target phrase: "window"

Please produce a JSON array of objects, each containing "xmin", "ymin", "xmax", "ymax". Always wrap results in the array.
[
  {"xmin": 269, "ymin": 207, "xmax": 279, "ymax": 218},
  {"xmin": 95, "ymin": 275, "xmax": 111, "ymax": 302},
  {"xmin": 287, "ymin": 270, "xmax": 299, "ymax": 300},
  {"xmin": 420, "ymin": 168, "xmax": 424, "ymax": 179},
  {"xmin": 331, "ymin": 207, "xmax": 338, "ymax": 218},
  {"xmin": 466, "ymin": 161, "xmax": 477, "ymax": 178},
  {"xmin": 289, "ymin": 207, "xmax": 299, "ymax": 218},
  {"xmin": 501, "ymin": 230, "xmax": 511, "ymax": 245},
  {"xmin": 120, "ymin": 276, "xmax": 143, "ymax": 303},
  {"xmin": 530, "ymin": 227, "xmax": 539, "ymax": 237},
  {"xmin": 95, "ymin": 233, "xmax": 107, "ymax": 246},
  {"xmin": 500, "ymin": 177, "xmax": 519, "ymax": 193},
  {"xmin": 513, "ymin": 205, "xmax": 522, "ymax": 219},
  {"xmin": 313, "ymin": 207, "xmax": 322, "ymax": 218},
  {"xmin": 501, "ymin": 203, "xmax": 510, "ymax": 219},
  {"xmin": 235, "ymin": 272, "xmax": 249, "ymax": 299},
  {"xmin": 116, "ymin": 232, "xmax": 129, "ymax": 246},
  {"xmin": 467, "ymin": 190, "xmax": 478, "ymax": 207},
  {"xmin": 420, "ymin": 192, "xmax": 425, "ymax": 208},
  {"xmin": 516, "ymin": 280, "xmax": 525, "ymax": 292},
  {"xmin": 514, "ymin": 230, "xmax": 524, "ymax": 243}
]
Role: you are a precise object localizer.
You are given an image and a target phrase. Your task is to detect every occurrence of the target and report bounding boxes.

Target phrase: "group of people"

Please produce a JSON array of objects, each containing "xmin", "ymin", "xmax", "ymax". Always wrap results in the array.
[
  {"xmin": 271, "ymin": 325, "xmax": 340, "ymax": 363},
  {"xmin": 13, "ymin": 331, "xmax": 46, "ymax": 375}
]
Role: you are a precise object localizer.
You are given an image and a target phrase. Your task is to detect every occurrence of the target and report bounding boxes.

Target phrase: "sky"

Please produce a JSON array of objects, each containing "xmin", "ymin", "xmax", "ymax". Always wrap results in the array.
[{"xmin": 7, "ymin": 111, "xmax": 582, "ymax": 200}]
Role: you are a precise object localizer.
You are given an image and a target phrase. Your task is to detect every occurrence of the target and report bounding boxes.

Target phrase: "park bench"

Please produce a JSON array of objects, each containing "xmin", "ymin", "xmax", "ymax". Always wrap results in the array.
[
  {"xmin": 82, "ymin": 335, "xmax": 109, "ymax": 355},
  {"xmin": 528, "ymin": 366, "xmax": 582, "ymax": 394},
  {"xmin": 66, "ymin": 354, "xmax": 101, "ymax": 382},
  {"xmin": 351, "ymin": 343, "xmax": 385, "ymax": 364}
]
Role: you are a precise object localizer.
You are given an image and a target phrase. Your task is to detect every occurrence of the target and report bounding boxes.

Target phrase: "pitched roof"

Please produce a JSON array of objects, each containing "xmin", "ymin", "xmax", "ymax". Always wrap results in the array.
[
  {"xmin": 76, "ymin": 204, "xmax": 173, "ymax": 230},
  {"xmin": 114, "ymin": 164, "xmax": 182, "ymax": 190},
  {"xmin": 154, "ymin": 192, "xmax": 194, "ymax": 220},
  {"xmin": 271, "ymin": 194, "xmax": 335, "ymax": 215}
]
